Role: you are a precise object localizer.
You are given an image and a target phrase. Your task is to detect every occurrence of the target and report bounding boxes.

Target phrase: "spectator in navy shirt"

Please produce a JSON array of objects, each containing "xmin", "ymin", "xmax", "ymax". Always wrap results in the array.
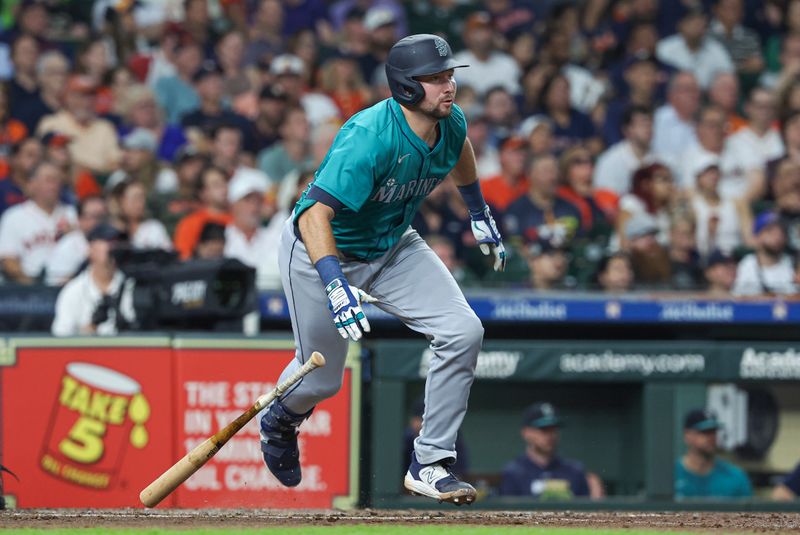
[
  {"xmin": 500, "ymin": 402, "xmax": 603, "ymax": 499},
  {"xmin": 180, "ymin": 64, "xmax": 257, "ymax": 156},
  {"xmin": 503, "ymin": 155, "xmax": 583, "ymax": 247},
  {"xmin": 537, "ymin": 72, "xmax": 601, "ymax": 156},
  {"xmin": 772, "ymin": 462, "xmax": 800, "ymax": 501},
  {"xmin": 0, "ymin": 137, "xmax": 43, "ymax": 216}
]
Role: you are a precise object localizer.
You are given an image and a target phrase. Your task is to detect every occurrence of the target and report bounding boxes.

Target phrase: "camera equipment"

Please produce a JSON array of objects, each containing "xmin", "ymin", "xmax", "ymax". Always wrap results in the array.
[
  {"xmin": 111, "ymin": 247, "xmax": 257, "ymax": 331},
  {"xmin": 91, "ymin": 294, "xmax": 115, "ymax": 326}
]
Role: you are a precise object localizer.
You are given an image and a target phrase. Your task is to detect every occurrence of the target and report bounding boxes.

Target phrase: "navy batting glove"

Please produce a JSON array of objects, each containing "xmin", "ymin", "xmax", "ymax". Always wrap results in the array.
[{"xmin": 470, "ymin": 206, "xmax": 507, "ymax": 271}]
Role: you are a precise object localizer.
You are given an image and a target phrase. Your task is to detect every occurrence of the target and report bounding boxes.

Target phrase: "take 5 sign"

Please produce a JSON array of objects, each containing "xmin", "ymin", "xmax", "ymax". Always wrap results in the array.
[
  {"xmin": 0, "ymin": 337, "xmax": 360, "ymax": 509},
  {"xmin": 0, "ymin": 339, "xmax": 173, "ymax": 507}
]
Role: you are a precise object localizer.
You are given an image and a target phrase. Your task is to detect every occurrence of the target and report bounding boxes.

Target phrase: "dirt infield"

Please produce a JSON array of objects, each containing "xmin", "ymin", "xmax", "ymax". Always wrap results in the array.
[{"xmin": 2, "ymin": 509, "xmax": 800, "ymax": 532}]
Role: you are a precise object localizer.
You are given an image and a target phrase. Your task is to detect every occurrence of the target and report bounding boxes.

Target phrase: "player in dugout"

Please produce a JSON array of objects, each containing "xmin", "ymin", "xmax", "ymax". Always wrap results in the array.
[
  {"xmin": 499, "ymin": 402, "xmax": 605, "ymax": 499},
  {"xmin": 675, "ymin": 409, "xmax": 752, "ymax": 499},
  {"xmin": 257, "ymin": 34, "xmax": 506, "ymax": 505}
]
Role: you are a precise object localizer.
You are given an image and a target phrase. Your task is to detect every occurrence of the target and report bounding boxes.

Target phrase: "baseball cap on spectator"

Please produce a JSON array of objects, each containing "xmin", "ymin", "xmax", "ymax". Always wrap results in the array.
[
  {"xmin": 625, "ymin": 214, "xmax": 659, "ymax": 240},
  {"xmin": 192, "ymin": 62, "xmax": 224, "ymax": 83},
  {"xmin": 87, "ymin": 223, "xmax": 128, "ymax": 243},
  {"xmin": 345, "ymin": 6, "xmax": 366, "ymax": 21},
  {"xmin": 523, "ymin": 402, "xmax": 563, "ymax": 428},
  {"xmin": 499, "ymin": 136, "xmax": 527, "ymax": 152},
  {"xmin": 198, "ymin": 221, "xmax": 226, "ymax": 244},
  {"xmin": 753, "ymin": 211, "xmax": 782, "ymax": 235},
  {"xmin": 66, "ymin": 75, "xmax": 97, "ymax": 94},
  {"xmin": 19, "ymin": 0, "xmax": 48, "ymax": 11},
  {"xmin": 706, "ymin": 249, "xmax": 736, "ymax": 268},
  {"xmin": 259, "ymin": 85, "xmax": 289, "ymax": 102},
  {"xmin": 464, "ymin": 12, "xmax": 492, "ymax": 32},
  {"xmin": 228, "ymin": 167, "xmax": 269, "ymax": 204},
  {"xmin": 690, "ymin": 153, "xmax": 720, "ymax": 179},
  {"xmin": 684, "ymin": 409, "xmax": 721, "ymax": 431},
  {"xmin": 122, "ymin": 128, "xmax": 158, "ymax": 152},
  {"xmin": 363, "ymin": 7, "xmax": 396, "ymax": 31},
  {"xmin": 622, "ymin": 51, "xmax": 659, "ymax": 72},
  {"xmin": 680, "ymin": 4, "xmax": 706, "ymax": 21},
  {"xmin": 527, "ymin": 236, "xmax": 568, "ymax": 257},
  {"xmin": 270, "ymin": 54, "xmax": 305, "ymax": 77},
  {"xmin": 174, "ymin": 144, "xmax": 204, "ymax": 165},
  {"xmin": 518, "ymin": 115, "xmax": 553, "ymax": 138},
  {"xmin": 40, "ymin": 131, "xmax": 71, "ymax": 148}
]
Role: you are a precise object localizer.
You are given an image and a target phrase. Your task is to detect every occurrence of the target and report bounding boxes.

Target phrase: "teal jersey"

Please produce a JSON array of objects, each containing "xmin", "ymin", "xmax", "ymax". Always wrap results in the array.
[
  {"xmin": 294, "ymin": 98, "xmax": 467, "ymax": 260},
  {"xmin": 674, "ymin": 458, "xmax": 753, "ymax": 499}
]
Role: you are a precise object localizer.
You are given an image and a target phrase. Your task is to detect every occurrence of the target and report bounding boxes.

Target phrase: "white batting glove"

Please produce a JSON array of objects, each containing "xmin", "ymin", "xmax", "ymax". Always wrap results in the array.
[
  {"xmin": 325, "ymin": 278, "xmax": 377, "ymax": 341},
  {"xmin": 470, "ymin": 206, "xmax": 507, "ymax": 271}
]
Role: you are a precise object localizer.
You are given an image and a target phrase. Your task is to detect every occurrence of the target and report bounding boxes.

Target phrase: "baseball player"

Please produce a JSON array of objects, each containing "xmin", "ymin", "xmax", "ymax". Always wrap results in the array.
[{"xmin": 259, "ymin": 34, "xmax": 506, "ymax": 505}]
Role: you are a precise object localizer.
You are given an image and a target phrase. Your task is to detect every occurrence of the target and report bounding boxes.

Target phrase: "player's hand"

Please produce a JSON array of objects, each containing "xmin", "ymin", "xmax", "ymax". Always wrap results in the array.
[
  {"xmin": 470, "ymin": 206, "xmax": 507, "ymax": 271},
  {"xmin": 324, "ymin": 278, "xmax": 377, "ymax": 341}
]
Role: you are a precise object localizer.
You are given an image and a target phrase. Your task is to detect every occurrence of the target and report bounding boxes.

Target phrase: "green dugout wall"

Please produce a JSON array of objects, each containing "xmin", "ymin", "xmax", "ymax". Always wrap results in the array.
[{"xmin": 366, "ymin": 339, "xmax": 800, "ymax": 508}]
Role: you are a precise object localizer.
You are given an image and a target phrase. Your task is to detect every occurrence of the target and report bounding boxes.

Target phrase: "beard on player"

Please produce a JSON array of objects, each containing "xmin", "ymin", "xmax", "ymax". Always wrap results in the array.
[{"xmin": 414, "ymin": 95, "xmax": 455, "ymax": 119}]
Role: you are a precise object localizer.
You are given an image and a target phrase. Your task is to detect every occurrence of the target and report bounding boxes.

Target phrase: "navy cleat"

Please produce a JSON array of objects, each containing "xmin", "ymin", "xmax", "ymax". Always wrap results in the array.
[
  {"xmin": 260, "ymin": 400, "xmax": 312, "ymax": 487},
  {"xmin": 403, "ymin": 452, "xmax": 476, "ymax": 505}
]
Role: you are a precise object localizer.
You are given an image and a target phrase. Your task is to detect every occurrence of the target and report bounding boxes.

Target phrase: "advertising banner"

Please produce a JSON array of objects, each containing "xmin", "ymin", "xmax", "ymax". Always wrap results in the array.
[
  {"xmin": 370, "ymin": 340, "xmax": 800, "ymax": 382},
  {"xmin": 1, "ymin": 339, "xmax": 174, "ymax": 507},
  {"xmin": 172, "ymin": 342, "xmax": 359, "ymax": 508},
  {"xmin": 1, "ymin": 337, "xmax": 360, "ymax": 509}
]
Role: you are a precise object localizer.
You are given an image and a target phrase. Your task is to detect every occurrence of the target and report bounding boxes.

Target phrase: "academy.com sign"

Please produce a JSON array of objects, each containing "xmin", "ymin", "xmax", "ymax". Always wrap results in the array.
[
  {"xmin": 418, "ymin": 349, "xmax": 521, "ymax": 379},
  {"xmin": 739, "ymin": 347, "xmax": 800, "ymax": 379},
  {"xmin": 559, "ymin": 350, "xmax": 706, "ymax": 376}
]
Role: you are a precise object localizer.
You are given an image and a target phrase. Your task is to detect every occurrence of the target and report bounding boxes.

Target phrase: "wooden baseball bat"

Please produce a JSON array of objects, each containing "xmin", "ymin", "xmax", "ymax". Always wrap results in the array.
[{"xmin": 139, "ymin": 351, "xmax": 326, "ymax": 508}]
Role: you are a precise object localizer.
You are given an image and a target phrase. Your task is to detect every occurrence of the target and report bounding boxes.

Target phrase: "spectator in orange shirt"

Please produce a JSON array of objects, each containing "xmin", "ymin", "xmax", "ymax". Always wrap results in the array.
[
  {"xmin": 0, "ymin": 83, "xmax": 28, "ymax": 177},
  {"xmin": 174, "ymin": 165, "xmax": 232, "ymax": 259},
  {"xmin": 708, "ymin": 73, "xmax": 746, "ymax": 134},
  {"xmin": 557, "ymin": 146, "xmax": 609, "ymax": 233},
  {"xmin": 318, "ymin": 53, "xmax": 371, "ymax": 120},
  {"xmin": 481, "ymin": 136, "xmax": 530, "ymax": 213},
  {"xmin": 37, "ymin": 75, "xmax": 121, "ymax": 174},
  {"xmin": 40, "ymin": 131, "xmax": 101, "ymax": 204}
]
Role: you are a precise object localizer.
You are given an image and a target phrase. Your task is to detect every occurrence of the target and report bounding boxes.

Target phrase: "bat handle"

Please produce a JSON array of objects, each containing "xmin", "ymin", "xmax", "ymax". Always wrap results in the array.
[{"xmin": 255, "ymin": 351, "xmax": 327, "ymax": 410}]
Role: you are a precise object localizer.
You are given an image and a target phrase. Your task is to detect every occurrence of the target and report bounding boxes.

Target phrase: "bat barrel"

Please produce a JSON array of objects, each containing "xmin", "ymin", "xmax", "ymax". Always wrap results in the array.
[{"xmin": 139, "ymin": 438, "xmax": 216, "ymax": 507}]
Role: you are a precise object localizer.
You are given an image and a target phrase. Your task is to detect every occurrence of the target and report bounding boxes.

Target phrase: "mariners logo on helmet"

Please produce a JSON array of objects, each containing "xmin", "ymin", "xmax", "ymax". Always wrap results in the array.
[
  {"xmin": 434, "ymin": 37, "xmax": 448, "ymax": 57},
  {"xmin": 385, "ymin": 34, "xmax": 469, "ymax": 106}
]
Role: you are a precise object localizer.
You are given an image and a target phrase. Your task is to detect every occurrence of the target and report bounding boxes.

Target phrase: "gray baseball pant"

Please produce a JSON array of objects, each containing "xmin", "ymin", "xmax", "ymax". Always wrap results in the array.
[{"xmin": 272, "ymin": 217, "xmax": 482, "ymax": 465}]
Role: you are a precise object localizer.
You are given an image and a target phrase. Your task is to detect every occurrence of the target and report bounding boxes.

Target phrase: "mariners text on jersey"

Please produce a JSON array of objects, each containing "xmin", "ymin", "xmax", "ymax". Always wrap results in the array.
[{"xmin": 293, "ymin": 98, "xmax": 467, "ymax": 260}]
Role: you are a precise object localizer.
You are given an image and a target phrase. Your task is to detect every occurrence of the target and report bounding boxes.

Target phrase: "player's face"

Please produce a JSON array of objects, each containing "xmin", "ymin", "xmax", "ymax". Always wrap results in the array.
[
  {"xmin": 524, "ymin": 426, "xmax": 560, "ymax": 457},
  {"xmin": 685, "ymin": 429, "xmax": 718, "ymax": 458},
  {"xmin": 415, "ymin": 69, "xmax": 457, "ymax": 119}
]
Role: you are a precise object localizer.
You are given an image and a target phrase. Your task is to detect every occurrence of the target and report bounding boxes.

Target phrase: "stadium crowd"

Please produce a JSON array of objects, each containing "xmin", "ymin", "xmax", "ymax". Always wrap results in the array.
[{"xmin": 0, "ymin": 0, "xmax": 800, "ymax": 297}]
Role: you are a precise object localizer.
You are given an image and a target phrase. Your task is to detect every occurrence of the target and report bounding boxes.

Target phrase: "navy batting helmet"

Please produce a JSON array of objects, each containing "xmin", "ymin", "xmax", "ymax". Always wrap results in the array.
[{"xmin": 385, "ymin": 34, "xmax": 468, "ymax": 106}]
